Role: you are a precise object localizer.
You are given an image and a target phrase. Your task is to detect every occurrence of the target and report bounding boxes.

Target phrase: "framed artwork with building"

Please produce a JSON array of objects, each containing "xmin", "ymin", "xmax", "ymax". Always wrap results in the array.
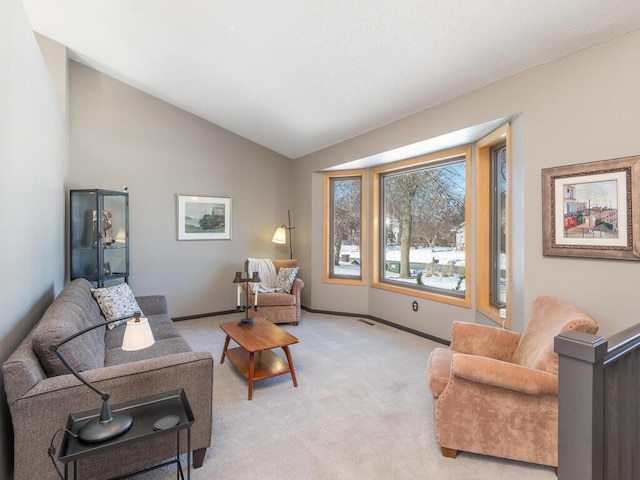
[{"xmin": 542, "ymin": 155, "xmax": 640, "ymax": 260}]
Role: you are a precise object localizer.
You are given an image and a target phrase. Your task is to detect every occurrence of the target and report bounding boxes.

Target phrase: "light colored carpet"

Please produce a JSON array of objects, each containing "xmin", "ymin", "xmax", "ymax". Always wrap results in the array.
[{"xmin": 141, "ymin": 311, "xmax": 556, "ymax": 480}]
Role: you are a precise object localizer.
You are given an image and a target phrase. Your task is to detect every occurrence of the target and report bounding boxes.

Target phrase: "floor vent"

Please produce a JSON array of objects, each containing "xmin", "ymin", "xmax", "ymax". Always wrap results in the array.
[{"xmin": 358, "ymin": 319, "xmax": 376, "ymax": 326}]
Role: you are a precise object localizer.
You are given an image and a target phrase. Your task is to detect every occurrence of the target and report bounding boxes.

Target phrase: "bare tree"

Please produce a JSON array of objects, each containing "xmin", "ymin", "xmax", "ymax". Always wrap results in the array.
[
  {"xmin": 384, "ymin": 162, "xmax": 465, "ymax": 279},
  {"xmin": 385, "ymin": 172, "xmax": 424, "ymax": 278},
  {"xmin": 332, "ymin": 178, "xmax": 361, "ymax": 266}
]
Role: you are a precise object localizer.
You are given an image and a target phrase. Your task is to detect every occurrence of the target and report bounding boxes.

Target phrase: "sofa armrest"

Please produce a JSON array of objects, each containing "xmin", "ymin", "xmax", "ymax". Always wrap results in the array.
[
  {"xmin": 10, "ymin": 352, "xmax": 213, "ymax": 480},
  {"xmin": 450, "ymin": 321, "xmax": 521, "ymax": 361},
  {"xmin": 136, "ymin": 295, "xmax": 168, "ymax": 316},
  {"xmin": 451, "ymin": 353, "xmax": 558, "ymax": 396}
]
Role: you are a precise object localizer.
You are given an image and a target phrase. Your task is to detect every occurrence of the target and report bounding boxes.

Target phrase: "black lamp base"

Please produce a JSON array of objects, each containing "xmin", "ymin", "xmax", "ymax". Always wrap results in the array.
[
  {"xmin": 237, "ymin": 317, "xmax": 255, "ymax": 327},
  {"xmin": 79, "ymin": 411, "xmax": 133, "ymax": 443}
]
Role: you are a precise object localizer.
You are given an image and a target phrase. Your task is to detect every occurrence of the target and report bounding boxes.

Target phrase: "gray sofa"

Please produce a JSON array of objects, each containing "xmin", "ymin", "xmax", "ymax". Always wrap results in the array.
[{"xmin": 2, "ymin": 278, "xmax": 213, "ymax": 480}]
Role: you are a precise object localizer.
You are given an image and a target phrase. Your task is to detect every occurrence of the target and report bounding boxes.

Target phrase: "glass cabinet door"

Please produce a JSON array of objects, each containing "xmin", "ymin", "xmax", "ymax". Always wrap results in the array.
[{"xmin": 70, "ymin": 189, "xmax": 129, "ymax": 286}]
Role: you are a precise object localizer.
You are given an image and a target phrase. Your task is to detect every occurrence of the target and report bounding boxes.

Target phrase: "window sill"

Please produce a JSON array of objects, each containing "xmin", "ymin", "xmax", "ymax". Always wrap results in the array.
[
  {"xmin": 371, "ymin": 281, "xmax": 470, "ymax": 308},
  {"xmin": 477, "ymin": 305, "xmax": 510, "ymax": 329}
]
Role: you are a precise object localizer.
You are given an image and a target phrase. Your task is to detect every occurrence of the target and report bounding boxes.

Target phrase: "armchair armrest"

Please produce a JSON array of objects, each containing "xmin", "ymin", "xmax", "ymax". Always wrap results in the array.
[
  {"xmin": 451, "ymin": 353, "xmax": 558, "ymax": 396},
  {"xmin": 291, "ymin": 277, "xmax": 304, "ymax": 294},
  {"xmin": 450, "ymin": 321, "xmax": 521, "ymax": 361},
  {"xmin": 135, "ymin": 295, "xmax": 168, "ymax": 316}
]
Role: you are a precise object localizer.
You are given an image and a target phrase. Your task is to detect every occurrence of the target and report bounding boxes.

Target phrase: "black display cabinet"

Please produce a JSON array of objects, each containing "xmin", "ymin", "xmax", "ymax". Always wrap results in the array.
[{"xmin": 70, "ymin": 189, "xmax": 129, "ymax": 287}]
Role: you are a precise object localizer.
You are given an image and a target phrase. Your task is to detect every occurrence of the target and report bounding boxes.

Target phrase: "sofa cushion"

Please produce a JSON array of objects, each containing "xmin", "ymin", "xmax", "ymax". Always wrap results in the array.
[
  {"xmin": 257, "ymin": 291, "xmax": 296, "ymax": 307},
  {"xmin": 105, "ymin": 337, "xmax": 193, "ymax": 366},
  {"xmin": 32, "ymin": 279, "xmax": 106, "ymax": 376},
  {"xmin": 91, "ymin": 283, "xmax": 144, "ymax": 329},
  {"xmin": 274, "ymin": 267, "xmax": 299, "ymax": 293}
]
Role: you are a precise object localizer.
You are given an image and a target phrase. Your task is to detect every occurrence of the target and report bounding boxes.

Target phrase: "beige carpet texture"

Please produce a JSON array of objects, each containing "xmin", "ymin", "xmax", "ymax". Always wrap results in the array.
[{"xmin": 138, "ymin": 312, "xmax": 556, "ymax": 480}]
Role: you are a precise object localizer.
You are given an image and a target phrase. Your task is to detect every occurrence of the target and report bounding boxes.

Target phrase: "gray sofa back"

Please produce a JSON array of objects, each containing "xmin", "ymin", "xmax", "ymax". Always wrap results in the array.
[
  {"xmin": 31, "ymin": 278, "xmax": 106, "ymax": 376},
  {"xmin": 3, "ymin": 278, "xmax": 106, "ymax": 405}
]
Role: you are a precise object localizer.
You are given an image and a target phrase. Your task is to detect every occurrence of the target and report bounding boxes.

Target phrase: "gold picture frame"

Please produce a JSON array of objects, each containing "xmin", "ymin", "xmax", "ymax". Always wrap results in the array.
[{"xmin": 542, "ymin": 155, "xmax": 640, "ymax": 260}]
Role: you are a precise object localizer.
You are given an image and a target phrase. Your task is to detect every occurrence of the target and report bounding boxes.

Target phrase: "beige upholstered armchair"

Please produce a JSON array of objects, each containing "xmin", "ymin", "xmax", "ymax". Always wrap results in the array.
[
  {"xmin": 426, "ymin": 296, "xmax": 598, "ymax": 468},
  {"xmin": 243, "ymin": 259, "xmax": 304, "ymax": 325}
]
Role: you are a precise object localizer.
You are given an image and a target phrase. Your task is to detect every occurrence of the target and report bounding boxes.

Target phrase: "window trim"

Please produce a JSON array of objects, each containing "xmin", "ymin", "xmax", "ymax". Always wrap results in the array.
[
  {"xmin": 323, "ymin": 169, "xmax": 367, "ymax": 286},
  {"xmin": 476, "ymin": 124, "xmax": 511, "ymax": 327},
  {"xmin": 371, "ymin": 146, "xmax": 471, "ymax": 308}
]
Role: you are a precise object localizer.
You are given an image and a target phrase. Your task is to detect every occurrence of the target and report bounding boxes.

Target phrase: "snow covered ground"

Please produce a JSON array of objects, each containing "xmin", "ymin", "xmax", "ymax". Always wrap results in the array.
[{"xmin": 334, "ymin": 245, "xmax": 466, "ymax": 292}]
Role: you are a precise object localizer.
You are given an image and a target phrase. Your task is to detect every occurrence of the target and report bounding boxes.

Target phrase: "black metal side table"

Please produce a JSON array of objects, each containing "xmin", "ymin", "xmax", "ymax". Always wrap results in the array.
[{"xmin": 58, "ymin": 389, "xmax": 194, "ymax": 480}]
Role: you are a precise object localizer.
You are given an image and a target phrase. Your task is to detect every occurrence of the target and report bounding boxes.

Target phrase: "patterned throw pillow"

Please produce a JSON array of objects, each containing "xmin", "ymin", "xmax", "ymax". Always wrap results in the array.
[
  {"xmin": 274, "ymin": 267, "xmax": 299, "ymax": 294},
  {"xmin": 91, "ymin": 283, "xmax": 144, "ymax": 329}
]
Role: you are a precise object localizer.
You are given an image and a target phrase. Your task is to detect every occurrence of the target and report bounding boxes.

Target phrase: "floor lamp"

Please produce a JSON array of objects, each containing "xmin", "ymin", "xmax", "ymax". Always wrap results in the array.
[{"xmin": 272, "ymin": 209, "xmax": 295, "ymax": 259}]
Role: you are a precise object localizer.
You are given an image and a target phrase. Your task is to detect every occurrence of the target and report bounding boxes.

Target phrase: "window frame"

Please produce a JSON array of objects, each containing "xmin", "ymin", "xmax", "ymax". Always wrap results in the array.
[
  {"xmin": 371, "ymin": 146, "xmax": 471, "ymax": 307},
  {"xmin": 476, "ymin": 124, "xmax": 511, "ymax": 327},
  {"xmin": 323, "ymin": 169, "xmax": 367, "ymax": 285}
]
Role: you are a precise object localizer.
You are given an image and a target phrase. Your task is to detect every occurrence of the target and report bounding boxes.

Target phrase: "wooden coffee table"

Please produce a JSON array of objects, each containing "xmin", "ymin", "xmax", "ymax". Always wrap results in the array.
[{"xmin": 220, "ymin": 317, "xmax": 299, "ymax": 400}]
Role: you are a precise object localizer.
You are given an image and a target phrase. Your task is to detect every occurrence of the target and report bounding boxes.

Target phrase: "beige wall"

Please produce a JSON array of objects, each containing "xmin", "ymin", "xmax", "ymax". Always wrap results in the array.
[
  {"xmin": 68, "ymin": 62, "xmax": 294, "ymax": 317},
  {"xmin": 0, "ymin": 0, "xmax": 68, "ymax": 477},
  {"xmin": 294, "ymin": 29, "xmax": 640, "ymax": 339},
  {"xmin": 34, "ymin": 33, "xmax": 68, "ymax": 116}
]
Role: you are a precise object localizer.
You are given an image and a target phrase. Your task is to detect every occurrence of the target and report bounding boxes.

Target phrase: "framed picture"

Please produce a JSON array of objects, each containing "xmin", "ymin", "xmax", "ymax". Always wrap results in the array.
[
  {"xmin": 542, "ymin": 155, "xmax": 640, "ymax": 260},
  {"xmin": 177, "ymin": 195, "xmax": 231, "ymax": 240}
]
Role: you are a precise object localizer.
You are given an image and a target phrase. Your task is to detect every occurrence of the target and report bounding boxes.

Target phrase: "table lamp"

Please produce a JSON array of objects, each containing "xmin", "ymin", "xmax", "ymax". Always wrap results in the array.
[{"xmin": 49, "ymin": 312, "xmax": 155, "ymax": 442}]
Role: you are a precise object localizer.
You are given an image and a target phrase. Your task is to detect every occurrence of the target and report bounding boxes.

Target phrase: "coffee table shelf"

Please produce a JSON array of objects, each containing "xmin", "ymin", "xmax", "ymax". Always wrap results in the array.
[{"xmin": 226, "ymin": 348, "xmax": 292, "ymax": 381}]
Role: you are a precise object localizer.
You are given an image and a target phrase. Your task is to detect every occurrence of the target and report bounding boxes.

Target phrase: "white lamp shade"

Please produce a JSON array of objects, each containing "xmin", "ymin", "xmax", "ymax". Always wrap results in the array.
[
  {"xmin": 272, "ymin": 227, "xmax": 287, "ymax": 244},
  {"xmin": 121, "ymin": 317, "xmax": 155, "ymax": 351}
]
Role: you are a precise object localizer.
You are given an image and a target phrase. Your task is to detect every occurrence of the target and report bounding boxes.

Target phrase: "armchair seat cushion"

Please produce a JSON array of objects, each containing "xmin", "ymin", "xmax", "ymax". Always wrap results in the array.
[
  {"xmin": 257, "ymin": 291, "xmax": 296, "ymax": 307},
  {"xmin": 427, "ymin": 347, "xmax": 454, "ymax": 398}
]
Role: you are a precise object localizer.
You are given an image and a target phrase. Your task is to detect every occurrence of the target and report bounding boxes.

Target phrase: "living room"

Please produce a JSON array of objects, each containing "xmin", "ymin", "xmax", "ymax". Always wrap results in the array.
[{"xmin": 3, "ymin": 1, "xmax": 640, "ymax": 479}]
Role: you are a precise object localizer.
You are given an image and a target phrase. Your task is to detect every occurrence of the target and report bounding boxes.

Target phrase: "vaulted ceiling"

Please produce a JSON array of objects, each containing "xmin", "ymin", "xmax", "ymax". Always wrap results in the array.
[{"xmin": 21, "ymin": 1, "xmax": 640, "ymax": 158}]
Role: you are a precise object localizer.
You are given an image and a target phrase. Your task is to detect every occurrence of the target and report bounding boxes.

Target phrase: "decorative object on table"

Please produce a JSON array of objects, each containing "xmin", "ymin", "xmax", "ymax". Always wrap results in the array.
[
  {"xmin": 542, "ymin": 155, "xmax": 640, "ymax": 260},
  {"xmin": 102, "ymin": 210, "xmax": 114, "ymax": 245},
  {"xmin": 245, "ymin": 258, "xmax": 304, "ymax": 325},
  {"xmin": 233, "ymin": 270, "xmax": 262, "ymax": 327},
  {"xmin": 272, "ymin": 209, "xmax": 295, "ymax": 259},
  {"xmin": 48, "ymin": 312, "xmax": 155, "ymax": 443},
  {"xmin": 177, "ymin": 194, "xmax": 231, "ymax": 240},
  {"xmin": 70, "ymin": 189, "xmax": 129, "ymax": 287}
]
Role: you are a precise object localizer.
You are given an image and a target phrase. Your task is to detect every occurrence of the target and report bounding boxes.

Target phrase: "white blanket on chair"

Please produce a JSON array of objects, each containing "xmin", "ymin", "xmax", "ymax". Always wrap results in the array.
[{"xmin": 247, "ymin": 258, "xmax": 278, "ymax": 292}]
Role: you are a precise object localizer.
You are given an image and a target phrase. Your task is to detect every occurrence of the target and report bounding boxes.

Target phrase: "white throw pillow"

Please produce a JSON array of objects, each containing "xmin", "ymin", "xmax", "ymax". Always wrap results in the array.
[
  {"xmin": 274, "ymin": 267, "xmax": 299, "ymax": 294},
  {"xmin": 91, "ymin": 283, "xmax": 144, "ymax": 329}
]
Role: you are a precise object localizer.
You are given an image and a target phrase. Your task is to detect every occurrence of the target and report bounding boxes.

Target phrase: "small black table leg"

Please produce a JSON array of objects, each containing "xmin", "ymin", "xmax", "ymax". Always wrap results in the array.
[
  {"xmin": 176, "ymin": 430, "xmax": 181, "ymax": 480},
  {"xmin": 187, "ymin": 428, "xmax": 191, "ymax": 480}
]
